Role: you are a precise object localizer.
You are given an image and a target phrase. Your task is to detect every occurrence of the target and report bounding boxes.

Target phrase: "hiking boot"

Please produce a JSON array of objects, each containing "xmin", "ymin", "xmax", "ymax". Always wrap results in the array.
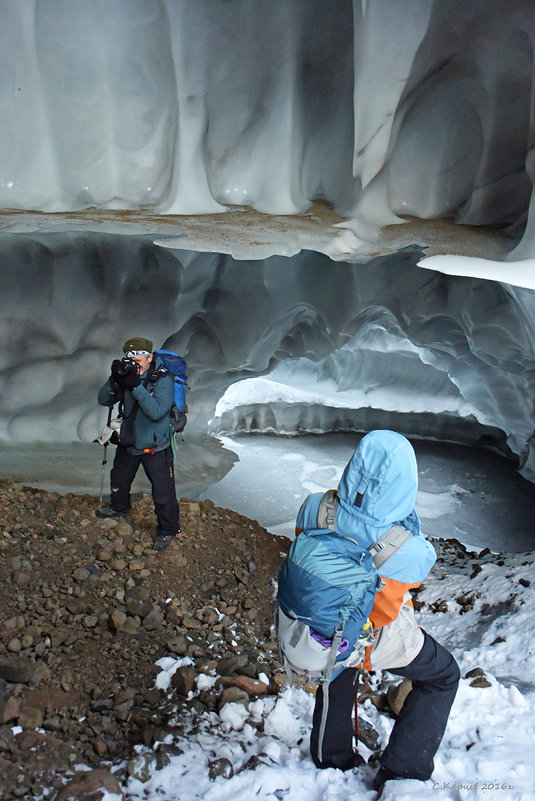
[
  {"xmin": 154, "ymin": 531, "xmax": 179, "ymax": 552},
  {"xmin": 96, "ymin": 504, "xmax": 128, "ymax": 519},
  {"xmin": 314, "ymin": 750, "xmax": 365, "ymax": 772},
  {"xmin": 372, "ymin": 766, "xmax": 399, "ymax": 793}
]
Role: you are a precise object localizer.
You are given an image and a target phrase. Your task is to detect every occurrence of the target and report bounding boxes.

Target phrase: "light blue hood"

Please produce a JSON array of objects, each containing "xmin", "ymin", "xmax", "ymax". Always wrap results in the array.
[
  {"xmin": 337, "ymin": 430, "xmax": 419, "ymax": 536},
  {"xmin": 295, "ymin": 430, "xmax": 435, "ymax": 583}
]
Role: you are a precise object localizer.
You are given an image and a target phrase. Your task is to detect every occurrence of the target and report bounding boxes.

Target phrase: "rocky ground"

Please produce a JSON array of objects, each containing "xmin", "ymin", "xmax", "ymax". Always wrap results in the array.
[
  {"xmin": 0, "ymin": 479, "xmax": 287, "ymax": 799},
  {"xmin": 0, "ymin": 479, "xmax": 515, "ymax": 801}
]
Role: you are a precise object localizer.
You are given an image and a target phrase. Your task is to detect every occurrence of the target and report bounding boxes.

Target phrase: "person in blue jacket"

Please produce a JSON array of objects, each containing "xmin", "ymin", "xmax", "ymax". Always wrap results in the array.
[
  {"xmin": 97, "ymin": 336, "xmax": 179, "ymax": 551},
  {"xmin": 296, "ymin": 430, "xmax": 459, "ymax": 791}
]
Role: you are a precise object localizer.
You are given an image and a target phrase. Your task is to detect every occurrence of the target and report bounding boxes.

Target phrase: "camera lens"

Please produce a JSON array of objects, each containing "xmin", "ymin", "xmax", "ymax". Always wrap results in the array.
[{"xmin": 117, "ymin": 357, "xmax": 137, "ymax": 377}]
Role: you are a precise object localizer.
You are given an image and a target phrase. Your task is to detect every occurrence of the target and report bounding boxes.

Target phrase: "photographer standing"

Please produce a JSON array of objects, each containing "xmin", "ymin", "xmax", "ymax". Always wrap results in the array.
[{"xmin": 97, "ymin": 336, "xmax": 180, "ymax": 552}]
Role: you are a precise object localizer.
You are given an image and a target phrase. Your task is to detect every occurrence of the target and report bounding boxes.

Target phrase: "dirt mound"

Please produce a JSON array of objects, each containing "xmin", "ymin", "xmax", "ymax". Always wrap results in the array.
[{"xmin": 0, "ymin": 480, "xmax": 286, "ymax": 799}]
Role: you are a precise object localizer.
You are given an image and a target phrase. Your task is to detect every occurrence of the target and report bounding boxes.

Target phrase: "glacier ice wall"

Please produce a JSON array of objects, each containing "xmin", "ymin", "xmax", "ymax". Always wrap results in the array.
[
  {"xmin": 2, "ymin": 0, "xmax": 535, "ymax": 485},
  {"xmin": 2, "ymin": 0, "xmax": 535, "ymax": 253},
  {"xmin": 2, "ymin": 234, "xmax": 535, "ymax": 480}
]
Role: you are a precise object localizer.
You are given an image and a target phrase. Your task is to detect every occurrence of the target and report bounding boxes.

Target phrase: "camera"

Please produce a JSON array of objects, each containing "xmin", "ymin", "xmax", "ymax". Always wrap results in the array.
[{"xmin": 116, "ymin": 357, "xmax": 138, "ymax": 377}]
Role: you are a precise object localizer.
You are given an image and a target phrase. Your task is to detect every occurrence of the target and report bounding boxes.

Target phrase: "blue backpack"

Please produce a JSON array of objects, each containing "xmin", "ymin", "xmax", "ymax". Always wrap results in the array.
[
  {"xmin": 277, "ymin": 527, "xmax": 379, "ymax": 762},
  {"xmin": 153, "ymin": 349, "xmax": 188, "ymax": 434},
  {"xmin": 277, "ymin": 528, "xmax": 379, "ymax": 682}
]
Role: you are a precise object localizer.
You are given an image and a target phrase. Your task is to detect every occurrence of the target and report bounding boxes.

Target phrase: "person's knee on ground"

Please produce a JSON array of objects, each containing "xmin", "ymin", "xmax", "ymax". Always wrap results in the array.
[{"xmin": 377, "ymin": 634, "xmax": 460, "ymax": 783}]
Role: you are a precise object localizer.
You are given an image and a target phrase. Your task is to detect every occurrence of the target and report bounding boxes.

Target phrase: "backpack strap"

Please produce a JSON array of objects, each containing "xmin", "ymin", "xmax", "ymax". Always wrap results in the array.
[
  {"xmin": 123, "ymin": 362, "xmax": 157, "ymax": 422},
  {"xmin": 148, "ymin": 365, "xmax": 168, "ymax": 385},
  {"xmin": 317, "ymin": 492, "xmax": 413, "ymax": 566},
  {"xmin": 317, "ymin": 489, "xmax": 338, "ymax": 531},
  {"xmin": 368, "ymin": 524, "xmax": 413, "ymax": 569}
]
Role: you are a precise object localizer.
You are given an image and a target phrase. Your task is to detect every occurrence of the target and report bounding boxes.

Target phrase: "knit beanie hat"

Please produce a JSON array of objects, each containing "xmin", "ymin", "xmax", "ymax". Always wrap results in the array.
[{"xmin": 123, "ymin": 336, "xmax": 153, "ymax": 353}]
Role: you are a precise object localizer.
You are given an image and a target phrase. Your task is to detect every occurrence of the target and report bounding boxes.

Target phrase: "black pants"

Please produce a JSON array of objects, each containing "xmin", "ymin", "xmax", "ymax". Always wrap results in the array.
[
  {"xmin": 110, "ymin": 445, "xmax": 179, "ymax": 537},
  {"xmin": 310, "ymin": 631, "xmax": 460, "ymax": 779}
]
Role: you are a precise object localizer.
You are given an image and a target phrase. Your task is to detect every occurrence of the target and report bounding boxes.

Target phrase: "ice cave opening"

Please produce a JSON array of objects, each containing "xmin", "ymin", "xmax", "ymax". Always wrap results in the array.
[
  {"xmin": 2, "ymin": 0, "xmax": 535, "ymax": 553},
  {"xmin": 0, "ymin": 233, "xmax": 534, "ymax": 552}
]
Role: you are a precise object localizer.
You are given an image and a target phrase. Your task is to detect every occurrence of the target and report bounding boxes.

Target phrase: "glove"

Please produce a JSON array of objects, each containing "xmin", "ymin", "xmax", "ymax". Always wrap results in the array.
[{"xmin": 117, "ymin": 370, "xmax": 140, "ymax": 391}]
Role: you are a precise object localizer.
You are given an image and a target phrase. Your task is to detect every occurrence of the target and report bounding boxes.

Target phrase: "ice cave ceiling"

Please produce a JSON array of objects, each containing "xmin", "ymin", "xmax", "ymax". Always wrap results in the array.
[{"xmin": 2, "ymin": 0, "xmax": 535, "ymax": 481}]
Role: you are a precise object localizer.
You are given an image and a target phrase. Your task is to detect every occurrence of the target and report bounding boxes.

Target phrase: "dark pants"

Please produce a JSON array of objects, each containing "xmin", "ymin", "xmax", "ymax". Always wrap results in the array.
[
  {"xmin": 310, "ymin": 631, "xmax": 460, "ymax": 779},
  {"xmin": 110, "ymin": 445, "xmax": 179, "ymax": 537}
]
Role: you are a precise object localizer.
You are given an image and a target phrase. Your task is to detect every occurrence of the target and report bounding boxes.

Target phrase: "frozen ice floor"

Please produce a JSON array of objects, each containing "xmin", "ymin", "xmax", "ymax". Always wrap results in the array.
[
  {"xmin": 199, "ymin": 434, "xmax": 535, "ymax": 553},
  {"xmin": 0, "ymin": 432, "xmax": 533, "ymax": 552}
]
